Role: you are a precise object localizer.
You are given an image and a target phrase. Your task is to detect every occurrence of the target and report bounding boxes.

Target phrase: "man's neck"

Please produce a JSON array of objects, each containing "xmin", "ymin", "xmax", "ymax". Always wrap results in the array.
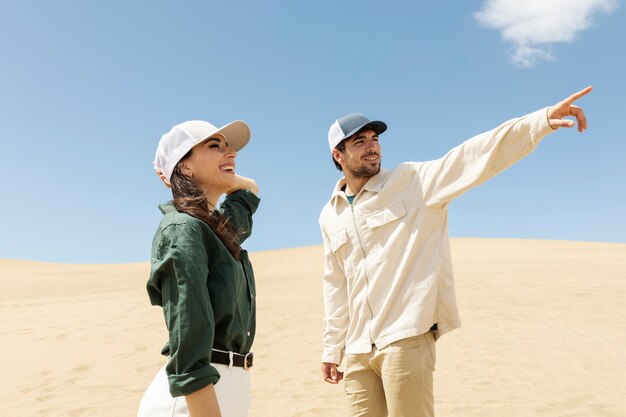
[{"xmin": 344, "ymin": 175, "xmax": 370, "ymax": 196}]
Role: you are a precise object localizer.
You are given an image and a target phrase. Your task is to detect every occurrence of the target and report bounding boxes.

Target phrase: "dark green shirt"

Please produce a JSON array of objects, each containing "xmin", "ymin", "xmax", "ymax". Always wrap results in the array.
[{"xmin": 147, "ymin": 190, "xmax": 260, "ymax": 397}]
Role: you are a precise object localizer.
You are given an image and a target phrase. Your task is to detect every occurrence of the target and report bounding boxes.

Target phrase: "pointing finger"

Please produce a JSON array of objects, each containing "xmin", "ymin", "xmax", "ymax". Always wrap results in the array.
[{"xmin": 565, "ymin": 86, "xmax": 593, "ymax": 104}]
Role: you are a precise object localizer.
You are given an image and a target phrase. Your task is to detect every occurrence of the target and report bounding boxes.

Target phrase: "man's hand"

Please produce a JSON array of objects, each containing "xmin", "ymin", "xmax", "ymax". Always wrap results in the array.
[
  {"xmin": 547, "ymin": 86, "xmax": 592, "ymax": 132},
  {"xmin": 322, "ymin": 362, "xmax": 344, "ymax": 384}
]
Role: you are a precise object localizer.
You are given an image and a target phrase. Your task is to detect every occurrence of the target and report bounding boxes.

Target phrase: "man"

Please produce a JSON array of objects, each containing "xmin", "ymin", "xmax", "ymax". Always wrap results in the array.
[{"xmin": 319, "ymin": 87, "xmax": 592, "ymax": 417}]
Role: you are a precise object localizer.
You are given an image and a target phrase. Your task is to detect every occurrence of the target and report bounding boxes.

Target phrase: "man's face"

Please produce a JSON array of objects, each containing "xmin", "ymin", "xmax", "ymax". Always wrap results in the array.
[{"xmin": 336, "ymin": 129, "xmax": 382, "ymax": 179}]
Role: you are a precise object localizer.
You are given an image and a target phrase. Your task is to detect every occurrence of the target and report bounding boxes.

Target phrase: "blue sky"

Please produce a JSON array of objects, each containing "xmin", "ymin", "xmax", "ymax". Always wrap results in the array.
[{"xmin": 1, "ymin": 1, "xmax": 624, "ymax": 263}]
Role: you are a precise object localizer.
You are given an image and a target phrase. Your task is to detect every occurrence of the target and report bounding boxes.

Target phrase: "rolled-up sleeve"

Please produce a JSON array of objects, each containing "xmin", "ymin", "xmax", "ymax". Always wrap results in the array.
[
  {"xmin": 148, "ymin": 221, "xmax": 220, "ymax": 397},
  {"xmin": 220, "ymin": 190, "xmax": 261, "ymax": 244}
]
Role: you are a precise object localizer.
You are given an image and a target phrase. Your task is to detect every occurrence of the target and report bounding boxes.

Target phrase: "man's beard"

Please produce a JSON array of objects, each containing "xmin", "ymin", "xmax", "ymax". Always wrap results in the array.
[{"xmin": 346, "ymin": 162, "xmax": 381, "ymax": 179}]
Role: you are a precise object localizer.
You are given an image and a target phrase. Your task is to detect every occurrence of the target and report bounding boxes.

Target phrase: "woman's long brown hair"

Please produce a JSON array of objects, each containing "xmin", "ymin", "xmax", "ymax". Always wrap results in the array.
[{"xmin": 169, "ymin": 155, "xmax": 241, "ymax": 260}]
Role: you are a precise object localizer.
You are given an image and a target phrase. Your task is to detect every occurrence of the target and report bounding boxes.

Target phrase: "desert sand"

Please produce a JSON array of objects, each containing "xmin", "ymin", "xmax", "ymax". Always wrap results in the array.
[{"xmin": 2, "ymin": 238, "xmax": 625, "ymax": 416}]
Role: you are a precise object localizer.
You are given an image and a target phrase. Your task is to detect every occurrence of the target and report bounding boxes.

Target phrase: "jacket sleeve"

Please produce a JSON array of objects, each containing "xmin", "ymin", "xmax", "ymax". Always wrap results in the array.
[
  {"xmin": 148, "ymin": 221, "xmax": 220, "ymax": 397},
  {"xmin": 320, "ymin": 224, "xmax": 349, "ymax": 365},
  {"xmin": 414, "ymin": 107, "xmax": 555, "ymax": 208},
  {"xmin": 219, "ymin": 189, "xmax": 261, "ymax": 244}
]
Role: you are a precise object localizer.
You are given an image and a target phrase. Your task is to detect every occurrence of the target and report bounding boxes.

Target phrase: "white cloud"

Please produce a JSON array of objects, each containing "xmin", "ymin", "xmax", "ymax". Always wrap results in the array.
[{"xmin": 475, "ymin": 0, "xmax": 618, "ymax": 68}]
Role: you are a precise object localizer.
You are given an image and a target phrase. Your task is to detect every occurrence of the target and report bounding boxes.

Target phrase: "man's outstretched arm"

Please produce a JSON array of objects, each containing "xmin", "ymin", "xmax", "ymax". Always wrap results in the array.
[{"xmin": 416, "ymin": 85, "xmax": 593, "ymax": 208}]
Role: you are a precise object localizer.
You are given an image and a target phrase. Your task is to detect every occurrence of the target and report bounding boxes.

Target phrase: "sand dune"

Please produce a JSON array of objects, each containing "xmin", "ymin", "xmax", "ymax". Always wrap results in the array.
[{"xmin": 2, "ymin": 238, "xmax": 625, "ymax": 416}]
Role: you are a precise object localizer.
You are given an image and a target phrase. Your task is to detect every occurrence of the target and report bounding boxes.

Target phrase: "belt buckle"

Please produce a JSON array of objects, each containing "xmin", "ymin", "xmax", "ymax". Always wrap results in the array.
[{"xmin": 243, "ymin": 352, "xmax": 252, "ymax": 370}]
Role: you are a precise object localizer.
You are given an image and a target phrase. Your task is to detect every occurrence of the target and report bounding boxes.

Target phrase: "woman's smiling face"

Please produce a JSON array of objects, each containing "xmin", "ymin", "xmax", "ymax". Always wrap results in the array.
[{"xmin": 180, "ymin": 133, "xmax": 238, "ymax": 199}]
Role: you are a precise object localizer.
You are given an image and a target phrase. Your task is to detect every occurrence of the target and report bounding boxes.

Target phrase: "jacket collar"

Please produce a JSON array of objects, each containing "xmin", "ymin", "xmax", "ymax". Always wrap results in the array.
[
  {"xmin": 362, "ymin": 168, "xmax": 390, "ymax": 193},
  {"xmin": 330, "ymin": 168, "xmax": 390, "ymax": 205}
]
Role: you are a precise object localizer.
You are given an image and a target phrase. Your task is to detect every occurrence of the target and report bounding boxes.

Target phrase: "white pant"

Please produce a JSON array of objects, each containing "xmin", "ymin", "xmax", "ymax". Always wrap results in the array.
[{"xmin": 137, "ymin": 363, "xmax": 251, "ymax": 417}]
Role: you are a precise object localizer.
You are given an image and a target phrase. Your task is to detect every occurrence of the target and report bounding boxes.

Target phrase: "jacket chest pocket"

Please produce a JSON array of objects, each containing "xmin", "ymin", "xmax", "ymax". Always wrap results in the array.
[
  {"xmin": 365, "ymin": 202, "xmax": 406, "ymax": 228},
  {"xmin": 363, "ymin": 202, "xmax": 409, "ymax": 257},
  {"xmin": 330, "ymin": 229, "xmax": 349, "ymax": 254}
]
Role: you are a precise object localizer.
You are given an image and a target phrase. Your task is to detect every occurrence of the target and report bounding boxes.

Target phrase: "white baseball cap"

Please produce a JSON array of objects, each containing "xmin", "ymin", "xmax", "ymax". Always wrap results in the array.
[
  {"xmin": 327, "ymin": 113, "xmax": 387, "ymax": 152},
  {"xmin": 154, "ymin": 120, "xmax": 250, "ymax": 184}
]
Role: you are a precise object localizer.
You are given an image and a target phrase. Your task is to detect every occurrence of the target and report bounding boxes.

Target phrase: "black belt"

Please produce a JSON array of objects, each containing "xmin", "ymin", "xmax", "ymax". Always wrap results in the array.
[{"xmin": 211, "ymin": 350, "xmax": 253, "ymax": 369}]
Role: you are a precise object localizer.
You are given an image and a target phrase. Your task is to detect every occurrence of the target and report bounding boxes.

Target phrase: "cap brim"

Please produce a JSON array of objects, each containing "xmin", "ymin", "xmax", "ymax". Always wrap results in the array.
[
  {"xmin": 341, "ymin": 120, "xmax": 387, "ymax": 141},
  {"xmin": 197, "ymin": 120, "xmax": 251, "ymax": 151}
]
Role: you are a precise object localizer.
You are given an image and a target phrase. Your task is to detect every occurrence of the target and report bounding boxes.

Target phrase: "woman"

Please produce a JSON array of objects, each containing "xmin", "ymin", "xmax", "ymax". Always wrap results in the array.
[{"xmin": 138, "ymin": 119, "xmax": 260, "ymax": 417}]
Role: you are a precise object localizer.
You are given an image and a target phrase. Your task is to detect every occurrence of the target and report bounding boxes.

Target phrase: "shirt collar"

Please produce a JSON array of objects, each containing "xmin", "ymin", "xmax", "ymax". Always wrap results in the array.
[{"xmin": 158, "ymin": 202, "xmax": 176, "ymax": 214}]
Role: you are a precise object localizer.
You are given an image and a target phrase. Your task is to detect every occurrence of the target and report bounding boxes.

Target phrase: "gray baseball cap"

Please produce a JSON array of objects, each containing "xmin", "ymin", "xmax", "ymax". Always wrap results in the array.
[{"xmin": 327, "ymin": 113, "xmax": 387, "ymax": 152}]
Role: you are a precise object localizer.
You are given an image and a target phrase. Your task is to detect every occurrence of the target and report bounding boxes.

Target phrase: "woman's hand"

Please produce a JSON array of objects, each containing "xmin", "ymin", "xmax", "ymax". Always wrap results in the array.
[
  {"xmin": 155, "ymin": 169, "xmax": 172, "ymax": 189},
  {"xmin": 185, "ymin": 384, "xmax": 222, "ymax": 417},
  {"xmin": 227, "ymin": 174, "xmax": 259, "ymax": 196}
]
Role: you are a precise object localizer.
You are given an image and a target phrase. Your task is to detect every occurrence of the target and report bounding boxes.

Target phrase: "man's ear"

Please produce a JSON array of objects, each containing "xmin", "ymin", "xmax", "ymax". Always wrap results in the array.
[{"xmin": 332, "ymin": 149, "xmax": 343, "ymax": 165}]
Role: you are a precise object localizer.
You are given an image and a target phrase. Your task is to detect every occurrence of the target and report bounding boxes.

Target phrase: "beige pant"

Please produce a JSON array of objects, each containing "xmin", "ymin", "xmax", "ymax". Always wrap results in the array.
[{"xmin": 344, "ymin": 332, "xmax": 436, "ymax": 417}]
